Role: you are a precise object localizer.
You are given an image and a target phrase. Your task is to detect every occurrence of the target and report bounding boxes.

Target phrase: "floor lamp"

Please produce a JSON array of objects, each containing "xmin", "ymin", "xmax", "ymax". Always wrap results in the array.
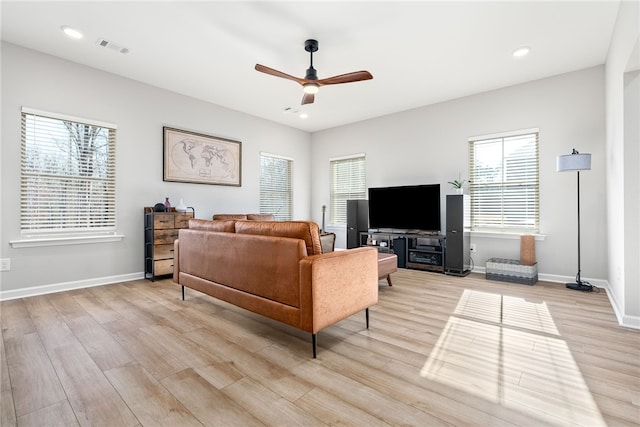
[{"xmin": 557, "ymin": 149, "xmax": 593, "ymax": 292}]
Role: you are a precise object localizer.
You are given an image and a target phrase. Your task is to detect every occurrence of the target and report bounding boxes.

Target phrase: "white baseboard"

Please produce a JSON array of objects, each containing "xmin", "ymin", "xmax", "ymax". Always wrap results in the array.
[
  {"xmin": 472, "ymin": 266, "xmax": 607, "ymax": 287},
  {"xmin": 0, "ymin": 272, "xmax": 144, "ymax": 301},
  {"xmin": 618, "ymin": 313, "xmax": 640, "ymax": 329},
  {"xmin": 603, "ymin": 283, "xmax": 640, "ymax": 329},
  {"xmin": 536, "ymin": 272, "xmax": 610, "ymax": 289}
]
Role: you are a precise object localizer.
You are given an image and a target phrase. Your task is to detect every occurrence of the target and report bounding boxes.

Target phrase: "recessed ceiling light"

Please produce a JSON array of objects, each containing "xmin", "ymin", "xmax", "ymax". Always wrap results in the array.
[
  {"xmin": 299, "ymin": 113, "xmax": 309, "ymax": 119},
  {"xmin": 513, "ymin": 46, "xmax": 531, "ymax": 58},
  {"xmin": 61, "ymin": 25, "xmax": 83, "ymax": 40}
]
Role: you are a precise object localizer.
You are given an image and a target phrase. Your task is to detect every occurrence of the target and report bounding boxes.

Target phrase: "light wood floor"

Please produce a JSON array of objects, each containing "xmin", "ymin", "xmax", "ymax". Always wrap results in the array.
[{"xmin": 1, "ymin": 269, "xmax": 638, "ymax": 426}]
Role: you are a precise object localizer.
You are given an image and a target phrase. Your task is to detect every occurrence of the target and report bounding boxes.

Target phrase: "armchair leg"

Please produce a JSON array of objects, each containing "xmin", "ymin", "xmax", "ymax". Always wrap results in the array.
[
  {"xmin": 181, "ymin": 285, "xmax": 185, "ymax": 301},
  {"xmin": 366, "ymin": 308, "xmax": 370, "ymax": 329},
  {"xmin": 312, "ymin": 334, "xmax": 317, "ymax": 358}
]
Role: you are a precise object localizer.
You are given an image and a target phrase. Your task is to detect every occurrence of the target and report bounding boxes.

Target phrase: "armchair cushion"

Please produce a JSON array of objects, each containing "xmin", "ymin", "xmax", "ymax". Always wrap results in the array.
[
  {"xmin": 212, "ymin": 213, "xmax": 275, "ymax": 221},
  {"xmin": 247, "ymin": 213, "xmax": 275, "ymax": 221},
  {"xmin": 213, "ymin": 214, "xmax": 247, "ymax": 220}
]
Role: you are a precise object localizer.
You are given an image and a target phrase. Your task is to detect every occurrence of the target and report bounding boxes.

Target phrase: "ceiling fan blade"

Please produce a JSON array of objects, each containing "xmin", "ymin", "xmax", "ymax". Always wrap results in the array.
[
  {"xmin": 317, "ymin": 70, "xmax": 373, "ymax": 86},
  {"xmin": 301, "ymin": 92, "xmax": 315, "ymax": 105},
  {"xmin": 255, "ymin": 64, "xmax": 305, "ymax": 85}
]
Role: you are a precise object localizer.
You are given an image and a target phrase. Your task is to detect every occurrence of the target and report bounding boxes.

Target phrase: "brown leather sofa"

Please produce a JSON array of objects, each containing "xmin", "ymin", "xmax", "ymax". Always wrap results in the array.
[{"xmin": 173, "ymin": 219, "xmax": 378, "ymax": 357}]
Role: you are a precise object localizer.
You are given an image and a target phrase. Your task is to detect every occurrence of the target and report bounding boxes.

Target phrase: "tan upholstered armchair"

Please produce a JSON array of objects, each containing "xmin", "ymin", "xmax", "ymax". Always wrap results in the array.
[
  {"xmin": 320, "ymin": 232, "xmax": 336, "ymax": 253},
  {"xmin": 212, "ymin": 213, "xmax": 335, "ymax": 253},
  {"xmin": 212, "ymin": 213, "xmax": 275, "ymax": 221}
]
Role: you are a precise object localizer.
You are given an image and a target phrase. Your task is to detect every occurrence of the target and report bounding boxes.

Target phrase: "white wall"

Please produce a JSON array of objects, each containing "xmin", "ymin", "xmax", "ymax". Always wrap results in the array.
[
  {"xmin": 312, "ymin": 66, "xmax": 608, "ymax": 284},
  {"xmin": 0, "ymin": 42, "xmax": 311, "ymax": 296},
  {"xmin": 605, "ymin": 0, "xmax": 640, "ymax": 326},
  {"xmin": 624, "ymin": 70, "xmax": 639, "ymax": 321}
]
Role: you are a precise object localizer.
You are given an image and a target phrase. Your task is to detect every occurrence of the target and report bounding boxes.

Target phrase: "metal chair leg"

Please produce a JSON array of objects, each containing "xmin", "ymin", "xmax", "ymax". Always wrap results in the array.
[{"xmin": 312, "ymin": 333, "xmax": 317, "ymax": 358}]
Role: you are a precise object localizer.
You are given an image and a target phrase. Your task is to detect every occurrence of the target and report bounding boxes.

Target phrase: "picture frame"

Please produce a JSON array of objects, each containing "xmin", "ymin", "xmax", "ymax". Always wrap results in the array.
[{"xmin": 163, "ymin": 126, "xmax": 242, "ymax": 186}]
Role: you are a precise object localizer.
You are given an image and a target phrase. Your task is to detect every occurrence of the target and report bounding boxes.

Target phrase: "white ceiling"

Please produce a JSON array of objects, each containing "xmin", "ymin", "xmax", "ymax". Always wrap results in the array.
[{"xmin": 1, "ymin": 1, "xmax": 621, "ymax": 132}]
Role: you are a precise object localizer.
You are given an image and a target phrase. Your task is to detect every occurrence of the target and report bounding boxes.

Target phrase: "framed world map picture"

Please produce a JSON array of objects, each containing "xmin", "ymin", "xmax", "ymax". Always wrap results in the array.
[{"xmin": 163, "ymin": 127, "xmax": 241, "ymax": 186}]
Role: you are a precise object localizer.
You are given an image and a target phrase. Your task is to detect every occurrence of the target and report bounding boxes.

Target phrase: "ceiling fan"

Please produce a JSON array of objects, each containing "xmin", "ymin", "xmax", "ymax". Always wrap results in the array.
[{"xmin": 255, "ymin": 39, "xmax": 373, "ymax": 105}]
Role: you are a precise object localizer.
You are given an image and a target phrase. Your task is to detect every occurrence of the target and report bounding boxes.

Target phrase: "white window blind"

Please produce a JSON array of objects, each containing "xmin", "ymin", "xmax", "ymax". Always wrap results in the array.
[
  {"xmin": 260, "ymin": 153, "xmax": 292, "ymax": 221},
  {"xmin": 468, "ymin": 130, "xmax": 539, "ymax": 233},
  {"xmin": 330, "ymin": 154, "xmax": 366, "ymax": 225},
  {"xmin": 20, "ymin": 108, "xmax": 117, "ymax": 235}
]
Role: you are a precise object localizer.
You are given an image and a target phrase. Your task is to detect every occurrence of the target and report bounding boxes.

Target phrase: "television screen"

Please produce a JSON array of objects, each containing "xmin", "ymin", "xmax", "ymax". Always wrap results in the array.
[{"xmin": 368, "ymin": 184, "xmax": 441, "ymax": 232}]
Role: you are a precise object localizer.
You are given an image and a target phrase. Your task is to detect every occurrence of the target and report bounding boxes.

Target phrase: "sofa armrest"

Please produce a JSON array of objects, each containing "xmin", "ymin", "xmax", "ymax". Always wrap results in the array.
[{"xmin": 298, "ymin": 246, "xmax": 378, "ymax": 333}]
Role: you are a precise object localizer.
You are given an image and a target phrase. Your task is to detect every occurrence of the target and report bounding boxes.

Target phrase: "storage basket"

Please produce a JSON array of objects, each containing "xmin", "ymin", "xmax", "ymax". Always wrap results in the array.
[{"xmin": 486, "ymin": 258, "xmax": 538, "ymax": 285}]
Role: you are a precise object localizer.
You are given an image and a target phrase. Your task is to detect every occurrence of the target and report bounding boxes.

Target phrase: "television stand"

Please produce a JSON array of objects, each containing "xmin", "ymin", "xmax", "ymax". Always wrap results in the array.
[{"xmin": 359, "ymin": 231, "xmax": 445, "ymax": 273}]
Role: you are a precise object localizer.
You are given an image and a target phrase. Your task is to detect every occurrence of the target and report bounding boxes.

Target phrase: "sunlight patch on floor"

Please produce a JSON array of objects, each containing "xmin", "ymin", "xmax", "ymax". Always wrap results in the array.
[{"xmin": 421, "ymin": 289, "xmax": 605, "ymax": 426}]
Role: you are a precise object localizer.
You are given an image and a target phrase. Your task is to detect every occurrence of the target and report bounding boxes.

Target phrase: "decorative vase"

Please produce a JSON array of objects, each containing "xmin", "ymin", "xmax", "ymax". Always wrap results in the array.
[
  {"xmin": 456, "ymin": 188, "xmax": 464, "ymax": 195},
  {"xmin": 176, "ymin": 198, "xmax": 187, "ymax": 213},
  {"xmin": 164, "ymin": 197, "xmax": 171, "ymax": 210}
]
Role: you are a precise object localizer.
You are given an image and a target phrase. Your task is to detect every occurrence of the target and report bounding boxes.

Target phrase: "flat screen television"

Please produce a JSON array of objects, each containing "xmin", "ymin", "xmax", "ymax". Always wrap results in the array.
[{"xmin": 368, "ymin": 184, "xmax": 441, "ymax": 233}]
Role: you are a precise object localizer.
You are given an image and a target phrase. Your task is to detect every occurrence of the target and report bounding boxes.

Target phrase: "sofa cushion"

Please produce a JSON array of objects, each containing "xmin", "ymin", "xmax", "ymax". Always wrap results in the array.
[
  {"xmin": 189, "ymin": 218, "xmax": 236, "ymax": 233},
  {"xmin": 235, "ymin": 220, "xmax": 323, "ymax": 256}
]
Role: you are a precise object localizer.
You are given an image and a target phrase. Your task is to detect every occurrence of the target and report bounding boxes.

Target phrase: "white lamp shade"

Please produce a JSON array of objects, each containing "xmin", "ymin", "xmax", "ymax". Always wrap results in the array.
[{"xmin": 557, "ymin": 152, "xmax": 591, "ymax": 172}]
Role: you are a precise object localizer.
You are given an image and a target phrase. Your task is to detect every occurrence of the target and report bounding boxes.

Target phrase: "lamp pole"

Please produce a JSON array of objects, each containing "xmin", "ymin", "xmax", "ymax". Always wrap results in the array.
[
  {"xmin": 576, "ymin": 170, "xmax": 582, "ymax": 285},
  {"xmin": 557, "ymin": 148, "xmax": 592, "ymax": 292}
]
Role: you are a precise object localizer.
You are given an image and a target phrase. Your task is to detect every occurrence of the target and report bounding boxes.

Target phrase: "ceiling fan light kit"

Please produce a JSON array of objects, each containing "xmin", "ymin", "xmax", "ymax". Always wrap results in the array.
[
  {"xmin": 303, "ymin": 83, "xmax": 319, "ymax": 94},
  {"xmin": 255, "ymin": 39, "xmax": 372, "ymax": 105}
]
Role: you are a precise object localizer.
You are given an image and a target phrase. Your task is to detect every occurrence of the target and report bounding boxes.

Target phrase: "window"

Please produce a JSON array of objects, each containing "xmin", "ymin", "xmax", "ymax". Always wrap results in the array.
[
  {"xmin": 468, "ymin": 129, "xmax": 539, "ymax": 233},
  {"xmin": 330, "ymin": 154, "xmax": 366, "ymax": 225},
  {"xmin": 19, "ymin": 108, "xmax": 117, "ymax": 237},
  {"xmin": 260, "ymin": 153, "xmax": 292, "ymax": 221}
]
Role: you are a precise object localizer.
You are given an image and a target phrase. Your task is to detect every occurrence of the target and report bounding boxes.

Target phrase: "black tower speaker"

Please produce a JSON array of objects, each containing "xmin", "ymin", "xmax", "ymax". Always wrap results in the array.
[
  {"xmin": 445, "ymin": 194, "xmax": 471, "ymax": 276},
  {"xmin": 346, "ymin": 200, "xmax": 368, "ymax": 249}
]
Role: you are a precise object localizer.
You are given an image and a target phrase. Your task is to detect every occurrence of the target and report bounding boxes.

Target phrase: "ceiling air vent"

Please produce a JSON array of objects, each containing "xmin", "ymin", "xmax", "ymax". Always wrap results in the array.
[
  {"xmin": 96, "ymin": 38, "xmax": 130, "ymax": 54},
  {"xmin": 282, "ymin": 107, "xmax": 300, "ymax": 115}
]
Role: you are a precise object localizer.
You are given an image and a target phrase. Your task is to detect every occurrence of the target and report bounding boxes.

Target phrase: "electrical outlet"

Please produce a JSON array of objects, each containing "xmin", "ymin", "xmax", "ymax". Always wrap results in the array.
[
  {"xmin": 0, "ymin": 258, "xmax": 10, "ymax": 271},
  {"xmin": 470, "ymin": 244, "xmax": 477, "ymax": 252}
]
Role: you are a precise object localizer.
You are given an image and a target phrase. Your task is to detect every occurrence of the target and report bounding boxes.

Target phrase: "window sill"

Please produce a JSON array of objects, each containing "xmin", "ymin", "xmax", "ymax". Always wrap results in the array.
[
  {"xmin": 10, "ymin": 234, "xmax": 124, "ymax": 248},
  {"xmin": 470, "ymin": 231, "xmax": 546, "ymax": 241}
]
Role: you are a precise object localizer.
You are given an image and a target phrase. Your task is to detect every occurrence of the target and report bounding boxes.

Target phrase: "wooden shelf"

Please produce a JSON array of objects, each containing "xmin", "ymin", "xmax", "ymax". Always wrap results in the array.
[{"xmin": 144, "ymin": 207, "xmax": 193, "ymax": 281}]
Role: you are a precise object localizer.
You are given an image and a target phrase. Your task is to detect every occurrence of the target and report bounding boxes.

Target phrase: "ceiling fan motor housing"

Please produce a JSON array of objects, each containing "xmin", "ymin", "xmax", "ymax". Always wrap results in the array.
[
  {"xmin": 304, "ymin": 39, "xmax": 318, "ymax": 53},
  {"xmin": 305, "ymin": 67, "xmax": 318, "ymax": 80}
]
